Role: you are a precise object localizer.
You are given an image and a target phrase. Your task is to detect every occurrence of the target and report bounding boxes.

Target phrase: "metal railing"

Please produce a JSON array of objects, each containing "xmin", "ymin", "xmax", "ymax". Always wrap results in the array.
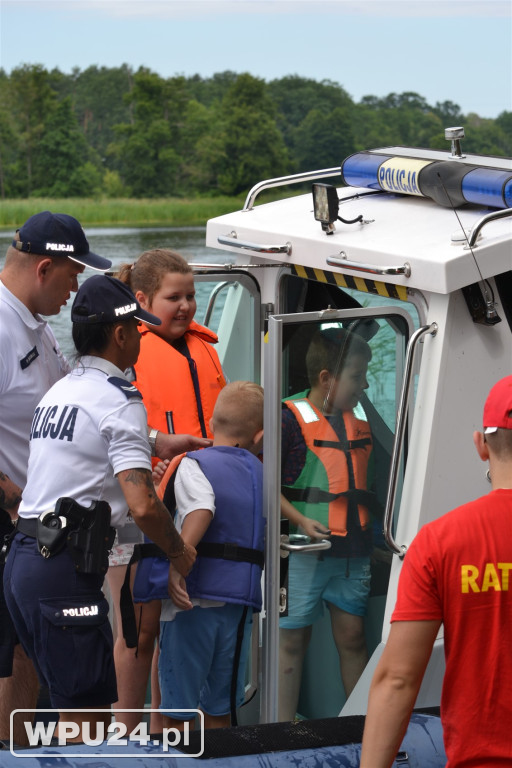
[{"xmin": 384, "ymin": 322, "xmax": 438, "ymax": 556}]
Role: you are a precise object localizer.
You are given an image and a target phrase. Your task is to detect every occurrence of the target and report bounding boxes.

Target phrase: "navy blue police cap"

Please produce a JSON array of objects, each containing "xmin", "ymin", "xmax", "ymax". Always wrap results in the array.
[
  {"xmin": 13, "ymin": 211, "xmax": 111, "ymax": 271},
  {"xmin": 71, "ymin": 275, "xmax": 161, "ymax": 326}
]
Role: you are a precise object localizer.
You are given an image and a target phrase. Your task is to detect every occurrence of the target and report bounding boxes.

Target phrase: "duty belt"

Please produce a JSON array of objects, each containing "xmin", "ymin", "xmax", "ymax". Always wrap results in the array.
[
  {"xmin": 15, "ymin": 516, "xmax": 38, "ymax": 537},
  {"xmin": 14, "ymin": 499, "xmax": 115, "ymax": 574}
]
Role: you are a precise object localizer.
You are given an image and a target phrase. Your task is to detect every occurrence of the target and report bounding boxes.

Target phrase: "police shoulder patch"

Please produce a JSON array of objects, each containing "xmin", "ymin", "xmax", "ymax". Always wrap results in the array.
[{"xmin": 107, "ymin": 376, "xmax": 142, "ymax": 400}]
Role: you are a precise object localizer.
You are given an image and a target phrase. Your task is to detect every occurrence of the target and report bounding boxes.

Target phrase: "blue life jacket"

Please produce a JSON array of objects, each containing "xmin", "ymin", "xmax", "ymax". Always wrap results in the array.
[{"xmin": 131, "ymin": 446, "xmax": 264, "ymax": 611}]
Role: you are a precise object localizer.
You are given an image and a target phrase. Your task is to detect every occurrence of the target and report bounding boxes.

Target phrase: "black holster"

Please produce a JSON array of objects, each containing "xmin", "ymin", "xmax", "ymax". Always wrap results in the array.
[{"xmin": 37, "ymin": 497, "xmax": 115, "ymax": 575}]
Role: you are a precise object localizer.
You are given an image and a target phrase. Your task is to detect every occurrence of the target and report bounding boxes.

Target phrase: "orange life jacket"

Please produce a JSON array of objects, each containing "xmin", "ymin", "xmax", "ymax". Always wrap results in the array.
[
  {"xmin": 156, "ymin": 451, "xmax": 185, "ymax": 503},
  {"xmin": 134, "ymin": 321, "xmax": 225, "ymax": 451},
  {"xmin": 283, "ymin": 397, "xmax": 372, "ymax": 536}
]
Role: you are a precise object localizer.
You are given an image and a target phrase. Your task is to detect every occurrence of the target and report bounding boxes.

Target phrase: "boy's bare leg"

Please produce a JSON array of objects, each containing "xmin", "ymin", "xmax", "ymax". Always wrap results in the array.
[
  {"xmin": 328, "ymin": 604, "xmax": 368, "ymax": 697},
  {"xmin": 162, "ymin": 712, "xmax": 230, "ymax": 732},
  {"xmin": 203, "ymin": 712, "xmax": 231, "ymax": 729},
  {"xmin": 161, "ymin": 714, "xmax": 194, "ymax": 732},
  {"xmin": 150, "ymin": 643, "xmax": 163, "ymax": 733},
  {"xmin": 278, "ymin": 625, "xmax": 312, "ymax": 721},
  {"xmin": 106, "ymin": 566, "xmax": 161, "ymax": 732},
  {"xmin": 0, "ymin": 645, "xmax": 39, "ymax": 746}
]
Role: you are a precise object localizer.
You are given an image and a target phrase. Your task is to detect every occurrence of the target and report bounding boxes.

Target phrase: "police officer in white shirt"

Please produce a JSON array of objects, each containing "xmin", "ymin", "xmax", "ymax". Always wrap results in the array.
[
  {"xmin": 0, "ymin": 211, "xmax": 112, "ymax": 745},
  {"xmin": 3, "ymin": 274, "xmax": 196, "ymax": 744}
]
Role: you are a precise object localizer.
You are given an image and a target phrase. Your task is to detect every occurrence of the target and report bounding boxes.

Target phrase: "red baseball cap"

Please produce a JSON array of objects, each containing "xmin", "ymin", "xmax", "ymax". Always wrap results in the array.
[{"xmin": 483, "ymin": 376, "xmax": 512, "ymax": 434}]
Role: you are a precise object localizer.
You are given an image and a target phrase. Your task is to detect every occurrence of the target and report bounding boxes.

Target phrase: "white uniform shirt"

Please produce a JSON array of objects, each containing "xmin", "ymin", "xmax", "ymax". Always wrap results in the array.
[
  {"xmin": 19, "ymin": 356, "xmax": 152, "ymax": 527},
  {"xmin": 0, "ymin": 279, "xmax": 70, "ymax": 490},
  {"xmin": 160, "ymin": 456, "xmax": 224, "ymax": 621}
]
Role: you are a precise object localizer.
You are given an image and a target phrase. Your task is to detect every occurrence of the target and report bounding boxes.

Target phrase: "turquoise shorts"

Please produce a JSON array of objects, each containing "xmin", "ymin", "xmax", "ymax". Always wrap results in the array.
[
  {"xmin": 280, "ymin": 553, "xmax": 371, "ymax": 628},
  {"xmin": 159, "ymin": 604, "xmax": 253, "ymax": 719}
]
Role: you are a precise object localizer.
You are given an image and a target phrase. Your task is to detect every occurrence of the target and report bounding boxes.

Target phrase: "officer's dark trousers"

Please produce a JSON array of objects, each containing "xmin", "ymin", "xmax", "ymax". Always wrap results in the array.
[{"xmin": 3, "ymin": 532, "xmax": 117, "ymax": 709}]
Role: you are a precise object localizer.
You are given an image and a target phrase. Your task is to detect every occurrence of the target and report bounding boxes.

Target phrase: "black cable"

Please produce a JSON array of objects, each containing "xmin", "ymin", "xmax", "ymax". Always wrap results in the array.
[{"xmin": 337, "ymin": 214, "xmax": 363, "ymax": 225}]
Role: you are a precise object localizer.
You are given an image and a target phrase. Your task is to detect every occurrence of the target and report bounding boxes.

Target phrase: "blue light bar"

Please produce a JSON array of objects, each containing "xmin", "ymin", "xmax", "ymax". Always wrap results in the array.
[{"xmin": 341, "ymin": 152, "xmax": 512, "ymax": 209}]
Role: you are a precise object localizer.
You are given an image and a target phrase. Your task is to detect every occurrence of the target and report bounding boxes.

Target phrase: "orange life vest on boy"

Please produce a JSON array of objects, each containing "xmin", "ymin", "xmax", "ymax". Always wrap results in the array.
[{"xmin": 282, "ymin": 395, "xmax": 373, "ymax": 536}]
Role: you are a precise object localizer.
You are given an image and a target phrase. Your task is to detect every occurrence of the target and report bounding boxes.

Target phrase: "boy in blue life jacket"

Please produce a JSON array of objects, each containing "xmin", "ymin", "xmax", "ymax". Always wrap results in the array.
[
  {"xmin": 279, "ymin": 327, "xmax": 375, "ymax": 721},
  {"xmin": 157, "ymin": 381, "xmax": 264, "ymax": 731}
]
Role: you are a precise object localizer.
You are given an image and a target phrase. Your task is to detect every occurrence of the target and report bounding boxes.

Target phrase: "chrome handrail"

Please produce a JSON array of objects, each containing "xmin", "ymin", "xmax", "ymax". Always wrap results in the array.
[
  {"xmin": 243, "ymin": 167, "xmax": 341, "ymax": 211},
  {"xmin": 467, "ymin": 208, "xmax": 512, "ymax": 248},
  {"xmin": 327, "ymin": 254, "xmax": 411, "ymax": 277},
  {"xmin": 202, "ymin": 281, "xmax": 230, "ymax": 326},
  {"xmin": 243, "ymin": 612, "xmax": 259, "ymax": 705},
  {"xmin": 384, "ymin": 323, "xmax": 438, "ymax": 556},
  {"xmin": 217, "ymin": 235, "xmax": 291, "ymax": 255}
]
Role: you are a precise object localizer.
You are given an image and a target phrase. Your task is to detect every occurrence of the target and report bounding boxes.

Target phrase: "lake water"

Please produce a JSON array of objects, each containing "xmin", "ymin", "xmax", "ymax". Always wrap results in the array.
[{"xmin": 0, "ymin": 225, "xmax": 225, "ymax": 358}]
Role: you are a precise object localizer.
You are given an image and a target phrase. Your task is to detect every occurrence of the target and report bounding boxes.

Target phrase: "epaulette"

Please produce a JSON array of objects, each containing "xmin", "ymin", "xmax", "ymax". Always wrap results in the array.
[{"xmin": 107, "ymin": 376, "xmax": 142, "ymax": 400}]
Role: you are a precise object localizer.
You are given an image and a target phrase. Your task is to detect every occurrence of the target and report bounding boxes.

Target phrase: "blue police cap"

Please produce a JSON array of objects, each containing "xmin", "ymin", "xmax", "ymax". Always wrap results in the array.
[
  {"xmin": 71, "ymin": 275, "xmax": 161, "ymax": 326},
  {"xmin": 13, "ymin": 211, "xmax": 111, "ymax": 271}
]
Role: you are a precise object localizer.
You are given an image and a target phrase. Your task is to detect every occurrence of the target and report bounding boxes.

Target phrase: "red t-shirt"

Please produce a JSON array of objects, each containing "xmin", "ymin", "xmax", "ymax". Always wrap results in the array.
[{"xmin": 392, "ymin": 489, "xmax": 512, "ymax": 767}]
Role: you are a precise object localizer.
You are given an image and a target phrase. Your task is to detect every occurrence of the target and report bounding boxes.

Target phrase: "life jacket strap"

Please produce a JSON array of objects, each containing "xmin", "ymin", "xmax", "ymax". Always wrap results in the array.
[
  {"xmin": 313, "ymin": 437, "xmax": 372, "ymax": 451},
  {"xmin": 120, "ymin": 542, "xmax": 167, "ymax": 649},
  {"xmin": 197, "ymin": 541, "xmax": 264, "ymax": 568},
  {"xmin": 282, "ymin": 486, "xmax": 382, "ymax": 518}
]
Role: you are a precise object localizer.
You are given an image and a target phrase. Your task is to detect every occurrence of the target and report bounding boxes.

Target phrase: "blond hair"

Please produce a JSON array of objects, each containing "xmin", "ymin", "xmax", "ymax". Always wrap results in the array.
[{"xmin": 212, "ymin": 381, "xmax": 264, "ymax": 442}]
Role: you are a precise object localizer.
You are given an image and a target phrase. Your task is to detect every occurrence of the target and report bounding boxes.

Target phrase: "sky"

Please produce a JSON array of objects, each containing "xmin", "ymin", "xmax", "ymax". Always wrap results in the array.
[{"xmin": 0, "ymin": 0, "xmax": 511, "ymax": 119}]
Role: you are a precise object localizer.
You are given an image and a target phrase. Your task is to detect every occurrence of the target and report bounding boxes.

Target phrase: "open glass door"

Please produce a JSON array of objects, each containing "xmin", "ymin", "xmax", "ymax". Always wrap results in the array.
[
  {"xmin": 261, "ymin": 306, "xmax": 414, "ymax": 723},
  {"xmin": 194, "ymin": 269, "xmax": 262, "ymax": 719},
  {"xmin": 194, "ymin": 270, "xmax": 261, "ymax": 383}
]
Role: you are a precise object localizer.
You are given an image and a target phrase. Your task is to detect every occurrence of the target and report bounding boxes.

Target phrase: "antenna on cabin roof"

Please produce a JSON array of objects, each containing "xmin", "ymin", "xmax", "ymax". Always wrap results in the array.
[{"xmin": 436, "ymin": 152, "xmax": 501, "ymax": 326}]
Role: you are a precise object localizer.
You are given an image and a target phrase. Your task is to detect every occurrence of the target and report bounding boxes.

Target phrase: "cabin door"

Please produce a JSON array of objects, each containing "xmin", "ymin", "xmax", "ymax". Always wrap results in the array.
[
  {"xmin": 261, "ymin": 306, "xmax": 413, "ymax": 723},
  {"xmin": 193, "ymin": 270, "xmax": 261, "ymax": 383}
]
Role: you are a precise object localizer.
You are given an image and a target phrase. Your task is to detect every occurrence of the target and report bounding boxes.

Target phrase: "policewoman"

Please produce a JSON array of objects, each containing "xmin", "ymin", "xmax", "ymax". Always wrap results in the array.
[{"xmin": 3, "ymin": 274, "xmax": 196, "ymax": 742}]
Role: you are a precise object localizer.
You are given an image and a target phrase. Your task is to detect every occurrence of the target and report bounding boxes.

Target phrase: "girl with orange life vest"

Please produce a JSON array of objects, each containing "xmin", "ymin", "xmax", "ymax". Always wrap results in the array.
[
  {"xmin": 279, "ymin": 327, "xmax": 375, "ymax": 721},
  {"xmin": 107, "ymin": 249, "xmax": 225, "ymax": 732}
]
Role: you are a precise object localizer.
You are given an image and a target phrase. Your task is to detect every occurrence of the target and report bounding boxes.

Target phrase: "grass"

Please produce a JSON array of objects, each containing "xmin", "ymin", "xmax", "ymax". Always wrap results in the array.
[
  {"xmin": 0, "ymin": 196, "xmax": 247, "ymax": 229},
  {"xmin": 0, "ymin": 185, "xmax": 311, "ymax": 230}
]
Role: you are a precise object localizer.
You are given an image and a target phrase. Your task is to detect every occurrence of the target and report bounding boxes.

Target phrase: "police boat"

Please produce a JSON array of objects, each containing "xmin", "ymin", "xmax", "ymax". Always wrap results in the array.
[{"xmin": 3, "ymin": 126, "xmax": 510, "ymax": 766}]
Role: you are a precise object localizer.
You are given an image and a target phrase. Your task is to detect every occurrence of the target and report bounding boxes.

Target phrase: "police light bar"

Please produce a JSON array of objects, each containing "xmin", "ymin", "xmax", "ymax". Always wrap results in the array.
[{"xmin": 341, "ymin": 152, "xmax": 512, "ymax": 210}]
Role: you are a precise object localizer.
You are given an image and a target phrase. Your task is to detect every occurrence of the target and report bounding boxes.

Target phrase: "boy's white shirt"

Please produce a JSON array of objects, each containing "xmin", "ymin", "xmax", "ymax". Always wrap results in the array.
[{"xmin": 160, "ymin": 456, "xmax": 224, "ymax": 621}]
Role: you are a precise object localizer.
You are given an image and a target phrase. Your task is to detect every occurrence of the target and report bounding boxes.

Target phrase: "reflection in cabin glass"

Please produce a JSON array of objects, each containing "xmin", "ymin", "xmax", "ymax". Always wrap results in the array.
[{"xmin": 278, "ymin": 312, "xmax": 409, "ymax": 720}]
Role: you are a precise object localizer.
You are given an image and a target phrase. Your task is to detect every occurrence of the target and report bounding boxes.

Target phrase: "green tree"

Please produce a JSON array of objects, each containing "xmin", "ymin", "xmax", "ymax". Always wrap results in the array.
[
  {"xmin": 66, "ymin": 65, "xmax": 134, "ymax": 161},
  {"xmin": 268, "ymin": 76, "xmax": 353, "ymax": 164},
  {"xmin": 109, "ymin": 69, "xmax": 192, "ymax": 196},
  {"xmin": 433, "ymin": 100, "xmax": 464, "ymax": 126},
  {"xmin": 187, "ymin": 71, "xmax": 239, "ymax": 107},
  {"xmin": 32, "ymin": 97, "xmax": 102, "ymax": 196},
  {"xmin": 9, "ymin": 64, "xmax": 58, "ymax": 194},
  {"xmin": 293, "ymin": 107, "xmax": 355, "ymax": 171},
  {"xmin": 0, "ymin": 71, "xmax": 19, "ymax": 198},
  {"xmin": 462, "ymin": 114, "xmax": 512, "ymax": 156},
  {"xmin": 0, "ymin": 65, "xmax": 508, "ymax": 200},
  {"xmin": 353, "ymin": 92, "xmax": 447, "ymax": 150},
  {"xmin": 205, "ymin": 74, "xmax": 290, "ymax": 195},
  {"xmin": 176, "ymin": 99, "xmax": 220, "ymax": 192}
]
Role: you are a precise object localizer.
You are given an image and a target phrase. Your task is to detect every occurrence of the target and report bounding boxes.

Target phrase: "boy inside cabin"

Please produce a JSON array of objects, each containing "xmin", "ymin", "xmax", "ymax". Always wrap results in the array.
[
  {"xmin": 279, "ymin": 327, "xmax": 376, "ymax": 720},
  {"xmin": 157, "ymin": 381, "xmax": 264, "ymax": 730}
]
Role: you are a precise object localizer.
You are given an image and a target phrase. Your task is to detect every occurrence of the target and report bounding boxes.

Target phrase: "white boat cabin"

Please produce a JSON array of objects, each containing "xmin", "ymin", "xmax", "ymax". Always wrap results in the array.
[{"xmin": 187, "ymin": 130, "xmax": 512, "ymax": 725}]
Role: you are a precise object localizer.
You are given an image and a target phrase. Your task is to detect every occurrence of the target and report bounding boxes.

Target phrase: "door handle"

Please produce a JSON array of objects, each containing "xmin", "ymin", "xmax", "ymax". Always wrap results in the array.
[{"xmin": 280, "ymin": 534, "xmax": 332, "ymax": 554}]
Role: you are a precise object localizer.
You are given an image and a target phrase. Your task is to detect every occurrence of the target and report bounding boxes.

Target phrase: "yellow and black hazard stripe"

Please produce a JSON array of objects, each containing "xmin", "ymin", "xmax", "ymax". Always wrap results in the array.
[{"xmin": 291, "ymin": 264, "xmax": 408, "ymax": 302}]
